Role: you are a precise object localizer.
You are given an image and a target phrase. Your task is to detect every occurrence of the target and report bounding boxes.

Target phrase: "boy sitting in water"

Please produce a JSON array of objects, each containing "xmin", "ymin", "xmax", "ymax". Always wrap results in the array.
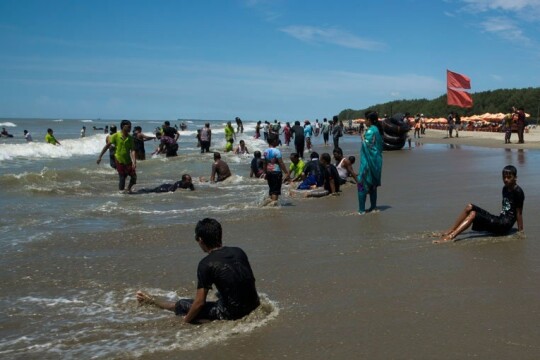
[
  {"xmin": 136, "ymin": 218, "xmax": 260, "ymax": 323},
  {"xmin": 434, "ymin": 165, "xmax": 524, "ymax": 243}
]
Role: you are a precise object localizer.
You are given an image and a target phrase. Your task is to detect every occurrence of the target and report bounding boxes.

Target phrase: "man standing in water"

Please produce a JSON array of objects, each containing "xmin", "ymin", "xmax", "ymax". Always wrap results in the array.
[
  {"xmin": 97, "ymin": 120, "xmax": 137, "ymax": 193},
  {"xmin": 136, "ymin": 218, "xmax": 260, "ymax": 323}
]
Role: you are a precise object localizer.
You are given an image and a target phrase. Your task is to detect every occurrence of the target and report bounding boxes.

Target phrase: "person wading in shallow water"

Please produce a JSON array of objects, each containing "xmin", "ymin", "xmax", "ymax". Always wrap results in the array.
[{"xmin": 136, "ymin": 218, "xmax": 260, "ymax": 323}]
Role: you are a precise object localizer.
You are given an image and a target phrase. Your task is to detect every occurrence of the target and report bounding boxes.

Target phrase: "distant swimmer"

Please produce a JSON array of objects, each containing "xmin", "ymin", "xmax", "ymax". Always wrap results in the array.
[
  {"xmin": 133, "ymin": 126, "xmax": 156, "ymax": 161},
  {"xmin": 234, "ymin": 140, "xmax": 249, "ymax": 155},
  {"xmin": 93, "ymin": 126, "xmax": 104, "ymax": 131},
  {"xmin": 80, "ymin": 126, "xmax": 86, "ymax": 138},
  {"xmin": 135, "ymin": 174, "xmax": 194, "ymax": 193},
  {"xmin": 250, "ymin": 151, "xmax": 264, "ymax": 178},
  {"xmin": 210, "ymin": 152, "xmax": 231, "ymax": 182},
  {"xmin": 23, "ymin": 130, "xmax": 33, "ymax": 142},
  {"xmin": 136, "ymin": 218, "xmax": 260, "ymax": 323},
  {"xmin": 45, "ymin": 128, "xmax": 61, "ymax": 145},
  {"xmin": 1, "ymin": 127, "xmax": 13, "ymax": 138},
  {"xmin": 224, "ymin": 121, "xmax": 235, "ymax": 152}
]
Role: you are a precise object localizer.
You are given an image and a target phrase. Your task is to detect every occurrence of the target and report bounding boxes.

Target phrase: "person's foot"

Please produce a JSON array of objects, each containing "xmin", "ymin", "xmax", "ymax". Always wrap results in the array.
[
  {"xmin": 136, "ymin": 291, "xmax": 155, "ymax": 305},
  {"xmin": 368, "ymin": 207, "xmax": 380, "ymax": 213},
  {"xmin": 433, "ymin": 233, "xmax": 455, "ymax": 244},
  {"xmin": 358, "ymin": 211, "xmax": 366, "ymax": 215}
]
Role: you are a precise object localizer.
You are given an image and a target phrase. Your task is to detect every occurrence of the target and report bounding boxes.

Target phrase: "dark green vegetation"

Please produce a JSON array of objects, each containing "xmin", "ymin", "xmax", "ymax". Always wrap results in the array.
[{"xmin": 340, "ymin": 87, "xmax": 540, "ymax": 120}]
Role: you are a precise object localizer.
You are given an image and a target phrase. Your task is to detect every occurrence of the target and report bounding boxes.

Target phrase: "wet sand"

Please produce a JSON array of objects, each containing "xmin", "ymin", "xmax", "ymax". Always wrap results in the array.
[
  {"xmin": 4, "ymin": 129, "xmax": 540, "ymax": 359},
  {"xmin": 136, "ymin": 136, "xmax": 540, "ymax": 358}
]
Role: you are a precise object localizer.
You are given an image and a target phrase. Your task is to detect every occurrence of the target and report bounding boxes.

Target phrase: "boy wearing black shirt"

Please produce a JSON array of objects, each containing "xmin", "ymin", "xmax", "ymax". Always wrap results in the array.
[{"xmin": 136, "ymin": 218, "xmax": 260, "ymax": 322}]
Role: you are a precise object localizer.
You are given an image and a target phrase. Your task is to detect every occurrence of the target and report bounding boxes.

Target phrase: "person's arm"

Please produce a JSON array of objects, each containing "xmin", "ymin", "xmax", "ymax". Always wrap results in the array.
[
  {"xmin": 183, "ymin": 288, "xmax": 208, "ymax": 323},
  {"xmin": 516, "ymin": 207, "xmax": 524, "ymax": 232},
  {"xmin": 210, "ymin": 163, "xmax": 217, "ymax": 182},
  {"xmin": 96, "ymin": 139, "xmax": 112, "ymax": 164},
  {"xmin": 328, "ymin": 172, "xmax": 336, "ymax": 194},
  {"xmin": 130, "ymin": 149, "xmax": 137, "ymax": 170},
  {"xmin": 174, "ymin": 132, "xmax": 180, "ymax": 142},
  {"xmin": 345, "ymin": 160, "xmax": 358, "ymax": 183},
  {"xmin": 278, "ymin": 158, "xmax": 290, "ymax": 179}
]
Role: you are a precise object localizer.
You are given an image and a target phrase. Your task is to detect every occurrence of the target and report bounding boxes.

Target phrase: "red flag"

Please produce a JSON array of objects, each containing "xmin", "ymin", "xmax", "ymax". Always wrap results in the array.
[
  {"xmin": 447, "ymin": 70, "xmax": 471, "ymax": 89},
  {"xmin": 447, "ymin": 88, "xmax": 473, "ymax": 108}
]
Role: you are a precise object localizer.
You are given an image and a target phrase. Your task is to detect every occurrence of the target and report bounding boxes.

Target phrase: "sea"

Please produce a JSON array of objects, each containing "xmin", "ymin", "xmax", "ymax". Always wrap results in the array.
[{"xmin": 1, "ymin": 118, "xmax": 540, "ymax": 359}]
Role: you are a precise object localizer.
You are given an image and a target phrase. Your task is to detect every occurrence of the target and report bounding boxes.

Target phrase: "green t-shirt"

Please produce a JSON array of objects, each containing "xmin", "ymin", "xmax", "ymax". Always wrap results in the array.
[
  {"xmin": 224, "ymin": 126, "xmax": 235, "ymax": 141},
  {"xmin": 109, "ymin": 132, "xmax": 134, "ymax": 164},
  {"xmin": 45, "ymin": 133, "xmax": 58, "ymax": 145},
  {"xmin": 289, "ymin": 159, "xmax": 305, "ymax": 178}
]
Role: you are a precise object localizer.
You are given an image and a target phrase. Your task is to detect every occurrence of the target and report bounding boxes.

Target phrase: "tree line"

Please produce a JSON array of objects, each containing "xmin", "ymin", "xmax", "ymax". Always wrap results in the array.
[{"xmin": 339, "ymin": 87, "xmax": 540, "ymax": 121}]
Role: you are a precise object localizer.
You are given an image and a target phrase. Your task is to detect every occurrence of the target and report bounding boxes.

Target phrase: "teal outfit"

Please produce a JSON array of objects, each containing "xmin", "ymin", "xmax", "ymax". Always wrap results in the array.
[{"xmin": 357, "ymin": 125, "xmax": 383, "ymax": 213}]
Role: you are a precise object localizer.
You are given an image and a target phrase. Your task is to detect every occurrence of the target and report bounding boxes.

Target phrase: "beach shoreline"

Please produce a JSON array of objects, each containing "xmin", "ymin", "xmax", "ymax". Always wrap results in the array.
[{"xmin": 405, "ymin": 127, "xmax": 540, "ymax": 149}]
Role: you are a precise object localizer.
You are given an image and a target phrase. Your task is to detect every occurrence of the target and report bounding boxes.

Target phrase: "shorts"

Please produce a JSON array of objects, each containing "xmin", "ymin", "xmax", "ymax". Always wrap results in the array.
[
  {"xmin": 266, "ymin": 171, "xmax": 283, "ymax": 196},
  {"xmin": 471, "ymin": 204, "xmax": 513, "ymax": 235},
  {"xmin": 115, "ymin": 161, "xmax": 136, "ymax": 177},
  {"xmin": 175, "ymin": 298, "xmax": 229, "ymax": 320}
]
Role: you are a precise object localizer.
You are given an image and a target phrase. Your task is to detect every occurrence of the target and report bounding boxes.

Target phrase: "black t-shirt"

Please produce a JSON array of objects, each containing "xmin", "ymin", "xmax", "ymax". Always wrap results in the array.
[
  {"xmin": 148, "ymin": 180, "xmax": 194, "ymax": 193},
  {"xmin": 197, "ymin": 246, "xmax": 260, "ymax": 319},
  {"xmin": 500, "ymin": 184, "xmax": 524, "ymax": 221},
  {"xmin": 323, "ymin": 164, "xmax": 341, "ymax": 193},
  {"xmin": 250, "ymin": 157, "xmax": 263, "ymax": 175},
  {"xmin": 303, "ymin": 160, "xmax": 325, "ymax": 187},
  {"xmin": 291, "ymin": 125, "xmax": 304, "ymax": 139},
  {"xmin": 163, "ymin": 126, "xmax": 178, "ymax": 139}
]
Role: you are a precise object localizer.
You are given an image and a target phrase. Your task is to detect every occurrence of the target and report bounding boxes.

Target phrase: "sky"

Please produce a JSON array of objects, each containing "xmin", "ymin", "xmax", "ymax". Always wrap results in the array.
[{"xmin": 1, "ymin": 0, "xmax": 540, "ymax": 121}]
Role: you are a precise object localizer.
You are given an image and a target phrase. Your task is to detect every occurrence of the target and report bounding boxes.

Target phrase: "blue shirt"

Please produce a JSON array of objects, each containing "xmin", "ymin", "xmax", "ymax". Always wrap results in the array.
[{"xmin": 263, "ymin": 147, "xmax": 282, "ymax": 173}]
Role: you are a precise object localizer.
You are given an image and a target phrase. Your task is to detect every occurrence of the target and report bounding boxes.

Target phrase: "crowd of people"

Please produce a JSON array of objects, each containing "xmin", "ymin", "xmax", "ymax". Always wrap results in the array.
[{"xmin": 6, "ymin": 114, "xmax": 523, "ymax": 326}]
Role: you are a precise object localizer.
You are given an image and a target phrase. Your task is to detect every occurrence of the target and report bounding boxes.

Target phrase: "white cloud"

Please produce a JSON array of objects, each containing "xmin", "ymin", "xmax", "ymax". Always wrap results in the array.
[
  {"xmin": 457, "ymin": 0, "xmax": 540, "ymax": 45},
  {"xmin": 479, "ymin": 16, "xmax": 531, "ymax": 43},
  {"xmin": 280, "ymin": 25, "xmax": 386, "ymax": 51},
  {"xmin": 461, "ymin": 0, "xmax": 540, "ymax": 13}
]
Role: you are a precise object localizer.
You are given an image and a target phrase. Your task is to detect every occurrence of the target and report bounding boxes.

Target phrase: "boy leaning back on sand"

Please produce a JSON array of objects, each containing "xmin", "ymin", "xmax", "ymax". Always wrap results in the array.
[{"xmin": 434, "ymin": 165, "xmax": 524, "ymax": 243}]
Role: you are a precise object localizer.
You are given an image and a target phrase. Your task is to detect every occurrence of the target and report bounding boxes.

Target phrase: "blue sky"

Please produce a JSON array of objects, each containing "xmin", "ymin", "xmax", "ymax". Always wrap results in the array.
[{"xmin": 1, "ymin": 0, "xmax": 539, "ymax": 120}]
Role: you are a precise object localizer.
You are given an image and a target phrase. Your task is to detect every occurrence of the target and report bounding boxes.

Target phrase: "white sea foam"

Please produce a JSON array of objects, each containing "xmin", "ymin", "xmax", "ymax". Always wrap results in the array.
[
  {"xmin": 0, "ymin": 288, "xmax": 279, "ymax": 358},
  {"xmin": 0, "ymin": 122, "xmax": 17, "ymax": 127},
  {"xmin": 0, "ymin": 134, "xmax": 107, "ymax": 161}
]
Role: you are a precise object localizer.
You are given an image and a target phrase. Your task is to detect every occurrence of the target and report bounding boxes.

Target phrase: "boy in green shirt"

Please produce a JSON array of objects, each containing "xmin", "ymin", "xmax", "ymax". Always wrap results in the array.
[
  {"xmin": 97, "ymin": 120, "xmax": 137, "ymax": 193},
  {"xmin": 45, "ymin": 128, "xmax": 61, "ymax": 145}
]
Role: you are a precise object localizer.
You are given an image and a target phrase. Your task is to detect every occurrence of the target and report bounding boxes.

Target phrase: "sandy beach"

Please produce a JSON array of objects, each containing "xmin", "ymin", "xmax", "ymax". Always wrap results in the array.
[{"xmin": 409, "ymin": 127, "xmax": 540, "ymax": 149}]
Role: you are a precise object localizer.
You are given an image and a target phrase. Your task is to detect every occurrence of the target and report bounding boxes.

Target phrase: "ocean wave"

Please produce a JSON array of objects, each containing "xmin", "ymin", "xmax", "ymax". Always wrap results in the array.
[
  {"xmin": 0, "ymin": 135, "xmax": 107, "ymax": 161},
  {"xmin": 0, "ymin": 288, "xmax": 279, "ymax": 358},
  {"xmin": 0, "ymin": 122, "xmax": 17, "ymax": 127}
]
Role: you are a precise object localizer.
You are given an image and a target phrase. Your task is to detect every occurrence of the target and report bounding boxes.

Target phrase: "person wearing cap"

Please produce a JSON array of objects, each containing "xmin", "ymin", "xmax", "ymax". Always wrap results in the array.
[{"xmin": 97, "ymin": 120, "xmax": 137, "ymax": 193}]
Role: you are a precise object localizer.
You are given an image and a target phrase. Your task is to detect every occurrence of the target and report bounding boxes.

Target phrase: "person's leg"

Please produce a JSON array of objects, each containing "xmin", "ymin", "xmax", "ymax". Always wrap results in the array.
[
  {"xmin": 440, "ymin": 204, "xmax": 474, "ymax": 236},
  {"xmin": 127, "ymin": 173, "xmax": 137, "ymax": 192},
  {"xmin": 357, "ymin": 184, "xmax": 367, "ymax": 214},
  {"xmin": 136, "ymin": 291, "xmax": 177, "ymax": 311},
  {"xmin": 368, "ymin": 188, "xmax": 378, "ymax": 212},
  {"xmin": 118, "ymin": 174, "xmax": 126, "ymax": 191},
  {"xmin": 435, "ymin": 210, "xmax": 475, "ymax": 243}
]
